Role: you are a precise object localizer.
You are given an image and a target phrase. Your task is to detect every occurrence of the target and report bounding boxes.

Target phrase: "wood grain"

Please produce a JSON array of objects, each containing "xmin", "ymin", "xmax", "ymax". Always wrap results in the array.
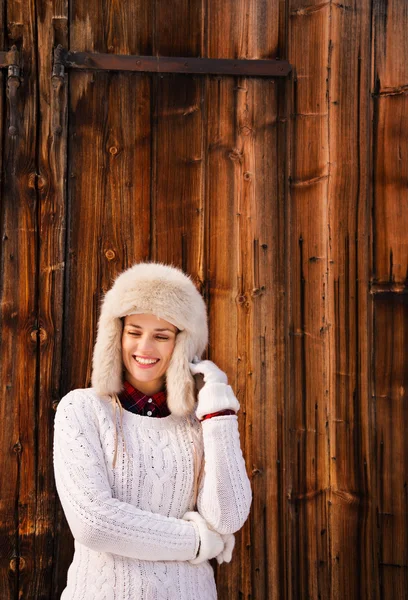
[
  {"xmin": 374, "ymin": 295, "xmax": 408, "ymax": 597},
  {"xmin": 0, "ymin": 1, "xmax": 38, "ymax": 598},
  {"xmin": 373, "ymin": 0, "xmax": 408, "ymax": 284},
  {"xmin": 327, "ymin": 3, "xmax": 374, "ymax": 599},
  {"xmin": 288, "ymin": 3, "xmax": 331, "ymax": 597},
  {"xmin": 205, "ymin": 3, "xmax": 284, "ymax": 597},
  {"xmin": 35, "ymin": 2, "xmax": 69, "ymax": 598},
  {"xmin": 0, "ymin": 0, "xmax": 407, "ymax": 598},
  {"xmin": 151, "ymin": 74, "xmax": 204, "ymax": 273}
]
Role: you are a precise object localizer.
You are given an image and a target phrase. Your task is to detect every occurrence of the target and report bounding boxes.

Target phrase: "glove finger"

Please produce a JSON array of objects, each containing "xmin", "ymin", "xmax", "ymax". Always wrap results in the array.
[
  {"xmin": 189, "ymin": 362, "xmax": 203, "ymax": 376},
  {"xmin": 222, "ymin": 534, "xmax": 235, "ymax": 562}
]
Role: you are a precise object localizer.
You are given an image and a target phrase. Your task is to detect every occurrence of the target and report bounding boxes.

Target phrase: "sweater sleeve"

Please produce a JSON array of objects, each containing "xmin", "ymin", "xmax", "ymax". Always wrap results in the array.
[
  {"xmin": 196, "ymin": 384, "xmax": 252, "ymax": 535},
  {"xmin": 53, "ymin": 390, "xmax": 199, "ymax": 561}
]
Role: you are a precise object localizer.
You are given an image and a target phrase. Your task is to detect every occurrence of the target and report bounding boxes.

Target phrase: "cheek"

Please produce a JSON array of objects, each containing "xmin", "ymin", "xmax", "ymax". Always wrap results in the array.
[{"xmin": 163, "ymin": 342, "xmax": 176, "ymax": 364}]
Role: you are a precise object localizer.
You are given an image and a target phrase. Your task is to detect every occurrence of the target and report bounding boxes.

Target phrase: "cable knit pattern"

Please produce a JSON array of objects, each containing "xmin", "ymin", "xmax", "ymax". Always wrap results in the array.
[{"xmin": 53, "ymin": 387, "xmax": 251, "ymax": 599}]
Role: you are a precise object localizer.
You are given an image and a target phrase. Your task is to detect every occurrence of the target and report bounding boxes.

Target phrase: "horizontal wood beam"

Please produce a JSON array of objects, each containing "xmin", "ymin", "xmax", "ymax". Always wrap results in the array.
[
  {"xmin": 370, "ymin": 283, "xmax": 408, "ymax": 294},
  {"xmin": 59, "ymin": 48, "xmax": 292, "ymax": 77}
]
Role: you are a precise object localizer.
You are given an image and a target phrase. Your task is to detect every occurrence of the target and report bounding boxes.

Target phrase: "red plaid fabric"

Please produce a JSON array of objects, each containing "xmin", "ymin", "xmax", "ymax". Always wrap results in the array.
[{"xmin": 118, "ymin": 379, "xmax": 171, "ymax": 418}]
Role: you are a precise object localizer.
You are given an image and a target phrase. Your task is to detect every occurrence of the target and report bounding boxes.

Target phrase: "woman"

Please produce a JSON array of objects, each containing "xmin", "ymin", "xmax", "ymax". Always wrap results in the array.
[{"xmin": 53, "ymin": 262, "xmax": 252, "ymax": 599}]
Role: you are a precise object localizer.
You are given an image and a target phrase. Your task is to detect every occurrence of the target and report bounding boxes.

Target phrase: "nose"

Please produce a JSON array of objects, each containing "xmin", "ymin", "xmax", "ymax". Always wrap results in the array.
[{"xmin": 136, "ymin": 334, "xmax": 155, "ymax": 355}]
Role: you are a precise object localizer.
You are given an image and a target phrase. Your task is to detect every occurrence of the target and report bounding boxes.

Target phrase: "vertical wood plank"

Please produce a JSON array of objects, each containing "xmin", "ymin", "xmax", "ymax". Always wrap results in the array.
[
  {"xmin": 206, "ymin": 0, "xmax": 278, "ymax": 58},
  {"xmin": 152, "ymin": 73, "xmax": 204, "ymax": 275},
  {"xmin": 35, "ymin": 1, "xmax": 69, "ymax": 597},
  {"xmin": 327, "ymin": 2, "xmax": 375, "ymax": 599},
  {"xmin": 374, "ymin": 295, "xmax": 408, "ymax": 597},
  {"xmin": 205, "ymin": 2, "xmax": 283, "ymax": 599},
  {"xmin": 155, "ymin": 0, "xmax": 202, "ymax": 57},
  {"xmin": 372, "ymin": 0, "xmax": 408, "ymax": 285},
  {"xmin": 0, "ymin": 1, "xmax": 38, "ymax": 599},
  {"xmin": 287, "ymin": 2, "xmax": 331, "ymax": 598},
  {"xmin": 0, "ymin": 2, "xmax": 12, "ymax": 599},
  {"xmin": 151, "ymin": 1, "xmax": 204, "ymax": 277}
]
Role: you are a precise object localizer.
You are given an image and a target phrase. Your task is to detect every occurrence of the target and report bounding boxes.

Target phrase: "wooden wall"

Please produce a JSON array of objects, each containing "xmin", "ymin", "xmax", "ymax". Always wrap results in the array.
[{"xmin": 0, "ymin": 0, "xmax": 407, "ymax": 598}]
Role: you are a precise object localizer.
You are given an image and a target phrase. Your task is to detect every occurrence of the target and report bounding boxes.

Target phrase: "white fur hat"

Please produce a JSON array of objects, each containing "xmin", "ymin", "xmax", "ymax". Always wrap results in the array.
[{"xmin": 91, "ymin": 262, "xmax": 208, "ymax": 416}]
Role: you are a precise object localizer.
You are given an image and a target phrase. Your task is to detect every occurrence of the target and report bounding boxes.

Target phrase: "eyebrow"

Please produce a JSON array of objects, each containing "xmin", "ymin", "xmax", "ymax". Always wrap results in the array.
[{"xmin": 125, "ymin": 324, "xmax": 176, "ymax": 333}]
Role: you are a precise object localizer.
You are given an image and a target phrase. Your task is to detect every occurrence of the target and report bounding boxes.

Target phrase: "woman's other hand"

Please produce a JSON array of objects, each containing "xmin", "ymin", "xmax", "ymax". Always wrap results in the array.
[{"xmin": 182, "ymin": 511, "xmax": 225, "ymax": 564}]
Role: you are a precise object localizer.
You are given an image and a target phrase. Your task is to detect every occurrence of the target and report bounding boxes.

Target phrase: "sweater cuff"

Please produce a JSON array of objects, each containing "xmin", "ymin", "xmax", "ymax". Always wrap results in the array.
[
  {"xmin": 195, "ymin": 383, "xmax": 240, "ymax": 420},
  {"xmin": 189, "ymin": 521, "xmax": 201, "ymax": 561}
]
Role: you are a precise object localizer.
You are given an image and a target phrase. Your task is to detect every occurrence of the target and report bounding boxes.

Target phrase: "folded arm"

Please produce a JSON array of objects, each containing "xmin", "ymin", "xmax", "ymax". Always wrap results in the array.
[{"xmin": 53, "ymin": 390, "xmax": 199, "ymax": 561}]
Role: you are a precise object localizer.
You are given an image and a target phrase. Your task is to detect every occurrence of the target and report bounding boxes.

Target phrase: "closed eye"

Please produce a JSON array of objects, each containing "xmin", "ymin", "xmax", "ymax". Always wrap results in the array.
[{"xmin": 128, "ymin": 332, "xmax": 169, "ymax": 341}]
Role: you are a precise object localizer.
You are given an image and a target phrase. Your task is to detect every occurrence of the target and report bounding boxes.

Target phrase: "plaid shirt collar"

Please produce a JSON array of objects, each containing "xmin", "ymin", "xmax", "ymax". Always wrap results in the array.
[{"xmin": 117, "ymin": 379, "xmax": 171, "ymax": 418}]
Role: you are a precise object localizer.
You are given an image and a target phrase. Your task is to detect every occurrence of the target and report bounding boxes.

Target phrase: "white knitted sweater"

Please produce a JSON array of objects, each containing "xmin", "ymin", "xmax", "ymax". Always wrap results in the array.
[{"xmin": 53, "ymin": 386, "xmax": 252, "ymax": 599}]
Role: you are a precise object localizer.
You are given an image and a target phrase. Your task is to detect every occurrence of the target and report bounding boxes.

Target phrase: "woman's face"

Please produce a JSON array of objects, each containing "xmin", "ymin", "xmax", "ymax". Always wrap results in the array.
[{"xmin": 121, "ymin": 313, "xmax": 178, "ymax": 395}]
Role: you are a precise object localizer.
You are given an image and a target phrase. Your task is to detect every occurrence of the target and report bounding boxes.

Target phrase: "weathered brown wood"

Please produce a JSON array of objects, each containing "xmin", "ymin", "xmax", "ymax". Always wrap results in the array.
[
  {"xmin": 0, "ymin": 46, "xmax": 19, "ymax": 67},
  {"xmin": 0, "ymin": 1, "xmax": 38, "ymax": 599},
  {"xmin": 327, "ymin": 3, "xmax": 375, "ymax": 600},
  {"xmin": 151, "ymin": 74, "xmax": 204, "ymax": 271},
  {"xmin": 34, "ymin": 2, "xmax": 69, "ymax": 599},
  {"xmin": 61, "ymin": 50, "xmax": 291, "ymax": 77},
  {"xmin": 373, "ymin": 0, "xmax": 408, "ymax": 285},
  {"xmin": 0, "ymin": 3, "xmax": 10, "ymax": 599},
  {"xmin": 287, "ymin": 3, "xmax": 331, "ymax": 598},
  {"xmin": 205, "ymin": 5, "xmax": 285, "ymax": 597},
  {"xmin": 374, "ymin": 295, "xmax": 408, "ymax": 596},
  {"xmin": 0, "ymin": 1, "xmax": 407, "ymax": 599},
  {"xmin": 151, "ymin": 0, "xmax": 205, "ymax": 268}
]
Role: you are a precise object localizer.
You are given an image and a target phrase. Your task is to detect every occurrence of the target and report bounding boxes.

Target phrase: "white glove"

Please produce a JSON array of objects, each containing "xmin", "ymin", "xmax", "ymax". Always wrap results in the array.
[
  {"xmin": 189, "ymin": 358, "xmax": 240, "ymax": 420},
  {"xmin": 183, "ymin": 511, "xmax": 224, "ymax": 564},
  {"xmin": 189, "ymin": 358, "xmax": 228, "ymax": 385},
  {"xmin": 216, "ymin": 534, "xmax": 235, "ymax": 564}
]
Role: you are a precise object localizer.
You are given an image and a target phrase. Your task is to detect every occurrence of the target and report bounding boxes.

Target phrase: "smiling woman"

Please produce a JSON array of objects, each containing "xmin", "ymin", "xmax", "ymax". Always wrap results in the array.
[
  {"xmin": 121, "ymin": 314, "xmax": 178, "ymax": 396},
  {"xmin": 53, "ymin": 262, "xmax": 252, "ymax": 600}
]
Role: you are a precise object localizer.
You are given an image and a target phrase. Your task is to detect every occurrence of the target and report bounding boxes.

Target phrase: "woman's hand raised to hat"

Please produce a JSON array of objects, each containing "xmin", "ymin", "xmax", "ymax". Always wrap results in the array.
[
  {"xmin": 188, "ymin": 357, "xmax": 228, "ymax": 385},
  {"xmin": 188, "ymin": 357, "xmax": 240, "ymax": 420}
]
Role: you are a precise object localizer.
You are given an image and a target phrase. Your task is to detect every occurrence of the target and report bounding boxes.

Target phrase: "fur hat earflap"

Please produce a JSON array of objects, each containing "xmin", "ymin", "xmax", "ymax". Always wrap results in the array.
[{"xmin": 91, "ymin": 262, "xmax": 208, "ymax": 416}]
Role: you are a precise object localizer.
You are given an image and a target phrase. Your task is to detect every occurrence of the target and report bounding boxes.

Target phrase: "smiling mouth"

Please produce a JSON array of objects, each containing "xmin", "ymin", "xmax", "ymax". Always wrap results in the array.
[{"xmin": 133, "ymin": 356, "xmax": 160, "ymax": 365}]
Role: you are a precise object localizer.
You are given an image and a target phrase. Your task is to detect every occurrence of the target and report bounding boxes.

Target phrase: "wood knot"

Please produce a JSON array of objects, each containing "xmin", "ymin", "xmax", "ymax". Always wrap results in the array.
[
  {"xmin": 228, "ymin": 147, "xmax": 243, "ymax": 162},
  {"xmin": 105, "ymin": 249, "xmax": 116, "ymax": 261},
  {"xmin": 30, "ymin": 327, "xmax": 47, "ymax": 343},
  {"xmin": 13, "ymin": 441, "xmax": 22, "ymax": 454},
  {"xmin": 37, "ymin": 175, "xmax": 47, "ymax": 191},
  {"xmin": 240, "ymin": 126, "xmax": 252, "ymax": 136},
  {"xmin": 27, "ymin": 172, "xmax": 37, "ymax": 189},
  {"xmin": 109, "ymin": 146, "xmax": 119, "ymax": 156},
  {"xmin": 10, "ymin": 556, "xmax": 25, "ymax": 571}
]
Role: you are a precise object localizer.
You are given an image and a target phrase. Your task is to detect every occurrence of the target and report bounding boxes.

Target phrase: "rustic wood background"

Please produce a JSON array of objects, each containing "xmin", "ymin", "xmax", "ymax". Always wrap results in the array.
[{"xmin": 0, "ymin": 0, "xmax": 407, "ymax": 598}]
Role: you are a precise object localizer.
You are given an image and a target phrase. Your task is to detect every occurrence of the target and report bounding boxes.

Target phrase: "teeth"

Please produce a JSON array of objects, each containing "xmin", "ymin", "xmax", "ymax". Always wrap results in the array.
[{"xmin": 134, "ymin": 356, "xmax": 159, "ymax": 365}]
